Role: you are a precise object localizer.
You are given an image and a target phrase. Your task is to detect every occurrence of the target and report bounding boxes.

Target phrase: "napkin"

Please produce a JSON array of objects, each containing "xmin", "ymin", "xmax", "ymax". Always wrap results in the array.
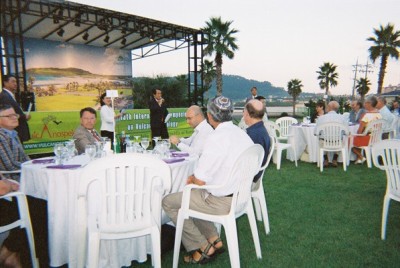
[
  {"xmin": 32, "ymin": 158, "xmax": 55, "ymax": 164},
  {"xmin": 171, "ymin": 152, "xmax": 189, "ymax": 157},
  {"xmin": 163, "ymin": 158, "xmax": 185, "ymax": 164},
  {"xmin": 46, "ymin": 164, "xmax": 81, "ymax": 169}
]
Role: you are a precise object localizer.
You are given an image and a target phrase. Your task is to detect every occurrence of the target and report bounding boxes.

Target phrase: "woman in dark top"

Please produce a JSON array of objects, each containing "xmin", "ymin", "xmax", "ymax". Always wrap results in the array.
[{"xmin": 311, "ymin": 101, "xmax": 325, "ymax": 123}]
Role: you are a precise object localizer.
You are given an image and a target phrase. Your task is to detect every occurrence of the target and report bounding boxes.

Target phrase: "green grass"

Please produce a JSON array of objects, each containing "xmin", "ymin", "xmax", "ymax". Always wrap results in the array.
[{"xmin": 129, "ymin": 158, "xmax": 400, "ymax": 268}]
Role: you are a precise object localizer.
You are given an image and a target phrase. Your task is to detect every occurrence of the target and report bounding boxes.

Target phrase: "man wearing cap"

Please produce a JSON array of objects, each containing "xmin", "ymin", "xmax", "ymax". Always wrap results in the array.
[
  {"xmin": 163, "ymin": 96, "xmax": 254, "ymax": 264},
  {"xmin": 169, "ymin": 105, "xmax": 213, "ymax": 156}
]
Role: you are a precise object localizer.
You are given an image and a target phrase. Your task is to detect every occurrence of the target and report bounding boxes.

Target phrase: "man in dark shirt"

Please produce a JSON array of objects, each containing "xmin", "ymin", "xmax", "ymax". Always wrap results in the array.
[
  {"xmin": 148, "ymin": 88, "xmax": 169, "ymax": 143},
  {"xmin": 243, "ymin": 99, "xmax": 271, "ymax": 188}
]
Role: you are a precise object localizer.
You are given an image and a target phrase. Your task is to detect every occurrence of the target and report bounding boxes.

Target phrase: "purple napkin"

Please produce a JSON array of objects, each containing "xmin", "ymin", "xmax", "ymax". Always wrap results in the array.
[
  {"xmin": 46, "ymin": 164, "xmax": 81, "ymax": 169},
  {"xmin": 32, "ymin": 159, "xmax": 55, "ymax": 164},
  {"xmin": 171, "ymin": 152, "xmax": 189, "ymax": 157},
  {"xmin": 163, "ymin": 158, "xmax": 185, "ymax": 164}
]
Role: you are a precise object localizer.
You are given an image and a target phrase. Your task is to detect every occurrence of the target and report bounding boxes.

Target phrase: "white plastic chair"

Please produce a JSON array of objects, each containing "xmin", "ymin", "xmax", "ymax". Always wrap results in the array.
[
  {"xmin": 0, "ymin": 191, "xmax": 39, "ymax": 268},
  {"xmin": 172, "ymin": 145, "xmax": 264, "ymax": 268},
  {"xmin": 315, "ymin": 122, "xmax": 350, "ymax": 172},
  {"xmin": 387, "ymin": 116, "xmax": 399, "ymax": 139},
  {"xmin": 349, "ymin": 119, "xmax": 384, "ymax": 168},
  {"xmin": 264, "ymin": 121, "xmax": 298, "ymax": 170},
  {"xmin": 76, "ymin": 154, "xmax": 171, "ymax": 268},
  {"xmin": 371, "ymin": 140, "xmax": 400, "ymax": 239},
  {"xmin": 251, "ymin": 135, "xmax": 275, "ymax": 235},
  {"xmin": 275, "ymin": 116, "xmax": 298, "ymax": 142}
]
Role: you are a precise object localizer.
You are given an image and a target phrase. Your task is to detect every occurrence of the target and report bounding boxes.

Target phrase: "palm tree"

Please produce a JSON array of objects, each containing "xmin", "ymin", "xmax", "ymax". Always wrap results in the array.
[
  {"xmin": 287, "ymin": 79, "xmax": 303, "ymax": 116},
  {"xmin": 202, "ymin": 17, "xmax": 239, "ymax": 96},
  {"xmin": 200, "ymin": 59, "xmax": 216, "ymax": 105},
  {"xmin": 355, "ymin": 77, "xmax": 371, "ymax": 101},
  {"xmin": 316, "ymin": 62, "xmax": 338, "ymax": 96},
  {"xmin": 367, "ymin": 23, "xmax": 400, "ymax": 94}
]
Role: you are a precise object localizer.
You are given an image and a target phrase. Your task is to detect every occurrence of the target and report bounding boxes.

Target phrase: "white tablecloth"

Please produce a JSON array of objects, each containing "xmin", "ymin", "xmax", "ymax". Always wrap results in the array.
[
  {"xmin": 20, "ymin": 153, "xmax": 198, "ymax": 268},
  {"xmin": 287, "ymin": 123, "xmax": 359, "ymax": 163}
]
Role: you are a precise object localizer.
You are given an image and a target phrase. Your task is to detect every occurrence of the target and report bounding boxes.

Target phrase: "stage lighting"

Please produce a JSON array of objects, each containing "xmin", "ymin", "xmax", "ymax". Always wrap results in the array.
[
  {"xmin": 53, "ymin": 14, "xmax": 59, "ymax": 24},
  {"xmin": 121, "ymin": 38, "xmax": 127, "ymax": 45},
  {"xmin": 104, "ymin": 35, "xmax": 110, "ymax": 43},
  {"xmin": 57, "ymin": 28, "xmax": 65, "ymax": 37},
  {"xmin": 82, "ymin": 32, "xmax": 89, "ymax": 41}
]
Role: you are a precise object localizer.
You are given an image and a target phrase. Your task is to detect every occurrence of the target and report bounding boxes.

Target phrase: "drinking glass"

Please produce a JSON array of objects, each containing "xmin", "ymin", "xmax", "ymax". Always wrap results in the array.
[
  {"xmin": 54, "ymin": 143, "xmax": 64, "ymax": 164},
  {"xmin": 85, "ymin": 144, "xmax": 97, "ymax": 161},
  {"xmin": 163, "ymin": 139, "xmax": 171, "ymax": 158},
  {"xmin": 141, "ymin": 138, "xmax": 149, "ymax": 151},
  {"xmin": 65, "ymin": 140, "xmax": 76, "ymax": 160},
  {"xmin": 126, "ymin": 140, "xmax": 135, "ymax": 153}
]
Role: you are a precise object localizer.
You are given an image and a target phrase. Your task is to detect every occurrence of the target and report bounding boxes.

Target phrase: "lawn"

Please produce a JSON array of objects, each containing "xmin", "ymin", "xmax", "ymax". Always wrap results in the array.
[{"xmin": 129, "ymin": 157, "xmax": 400, "ymax": 267}]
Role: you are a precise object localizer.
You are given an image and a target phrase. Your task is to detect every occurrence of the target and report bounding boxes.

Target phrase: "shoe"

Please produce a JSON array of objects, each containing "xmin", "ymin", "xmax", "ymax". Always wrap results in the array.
[
  {"xmin": 211, "ymin": 237, "xmax": 225, "ymax": 255},
  {"xmin": 323, "ymin": 160, "xmax": 329, "ymax": 168},
  {"xmin": 355, "ymin": 157, "xmax": 366, "ymax": 165},
  {"xmin": 184, "ymin": 243, "xmax": 216, "ymax": 264},
  {"xmin": 331, "ymin": 160, "xmax": 338, "ymax": 168},
  {"xmin": 360, "ymin": 157, "xmax": 366, "ymax": 164}
]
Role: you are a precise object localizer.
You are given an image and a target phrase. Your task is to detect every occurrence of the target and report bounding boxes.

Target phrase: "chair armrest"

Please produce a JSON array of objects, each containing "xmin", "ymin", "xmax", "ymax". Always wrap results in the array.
[{"xmin": 0, "ymin": 170, "xmax": 21, "ymax": 174}]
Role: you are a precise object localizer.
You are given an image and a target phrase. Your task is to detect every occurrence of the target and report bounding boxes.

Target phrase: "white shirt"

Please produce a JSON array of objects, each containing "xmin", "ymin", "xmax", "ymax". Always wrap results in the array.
[
  {"xmin": 379, "ymin": 106, "xmax": 395, "ymax": 132},
  {"xmin": 315, "ymin": 111, "xmax": 348, "ymax": 135},
  {"xmin": 100, "ymin": 105, "xmax": 115, "ymax": 132},
  {"xmin": 177, "ymin": 119, "xmax": 213, "ymax": 156},
  {"xmin": 194, "ymin": 121, "xmax": 254, "ymax": 196}
]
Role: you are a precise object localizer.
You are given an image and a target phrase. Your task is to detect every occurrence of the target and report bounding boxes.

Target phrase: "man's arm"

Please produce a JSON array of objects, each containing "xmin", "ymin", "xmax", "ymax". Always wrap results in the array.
[
  {"xmin": 0, "ymin": 178, "xmax": 19, "ymax": 195},
  {"xmin": 73, "ymin": 128, "xmax": 92, "ymax": 155},
  {"xmin": 0, "ymin": 136, "xmax": 23, "ymax": 171}
]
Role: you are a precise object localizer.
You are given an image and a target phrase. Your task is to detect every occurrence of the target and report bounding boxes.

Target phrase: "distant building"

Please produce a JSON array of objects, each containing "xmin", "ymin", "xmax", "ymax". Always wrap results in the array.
[{"xmin": 383, "ymin": 84, "xmax": 400, "ymax": 94}]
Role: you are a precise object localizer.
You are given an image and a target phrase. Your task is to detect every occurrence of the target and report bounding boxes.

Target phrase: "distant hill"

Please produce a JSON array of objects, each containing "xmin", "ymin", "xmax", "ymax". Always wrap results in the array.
[
  {"xmin": 207, "ymin": 74, "xmax": 316, "ymax": 101},
  {"xmin": 27, "ymin": 67, "xmax": 93, "ymax": 76},
  {"xmin": 207, "ymin": 74, "xmax": 286, "ymax": 101}
]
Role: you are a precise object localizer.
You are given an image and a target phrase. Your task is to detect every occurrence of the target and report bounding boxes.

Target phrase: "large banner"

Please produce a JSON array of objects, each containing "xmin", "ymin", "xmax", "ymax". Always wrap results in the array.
[
  {"xmin": 24, "ymin": 37, "xmax": 133, "ymax": 111},
  {"xmin": 24, "ymin": 108, "xmax": 192, "ymax": 154}
]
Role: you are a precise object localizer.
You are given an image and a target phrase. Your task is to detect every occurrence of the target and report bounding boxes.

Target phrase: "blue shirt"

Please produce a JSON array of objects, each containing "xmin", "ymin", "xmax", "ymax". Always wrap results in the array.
[{"xmin": 246, "ymin": 121, "xmax": 271, "ymax": 182}]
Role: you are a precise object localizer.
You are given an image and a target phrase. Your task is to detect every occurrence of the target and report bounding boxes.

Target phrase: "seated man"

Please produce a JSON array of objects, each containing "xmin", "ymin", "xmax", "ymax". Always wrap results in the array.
[
  {"xmin": 73, "ymin": 107, "xmax": 102, "ymax": 154},
  {"xmin": 376, "ymin": 96, "xmax": 395, "ymax": 139},
  {"xmin": 243, "ymin": 100, "xmax": 271, "ymax": 189},
  {"xmin": 162, "ymin": 96, "xmax": 254, "ymax": 264},
  {"xmin": 169, "ymin": 105, "xmax": 213, "ymax": 156},
  {"xmin": 0, "ymin": 104, "xmax": 30, "ymax": 181},
  {"xmin": 238, "ymin": 96, "xmax": 268, "ymax": 130},
  {"xmin": 315, "ymin": 101, "xmax": 348, "ymax": 168}
]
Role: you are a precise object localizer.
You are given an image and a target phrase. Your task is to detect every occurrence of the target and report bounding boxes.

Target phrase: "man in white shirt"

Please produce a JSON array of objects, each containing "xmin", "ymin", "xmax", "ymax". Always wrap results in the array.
[
  {"xmin": 315, "ymin": 101, "xmax": 347, "ymax": 168},
  {"xmin": 376, "ymin": 96, "xmax": 395, "ymax": 139},
  {"xmin": 169, "ymin": 105, "xmax": 213, "ymax": 156},
  {"xmin": 162, "ymin": 96, "xmax": 253, "ymax": 264}
]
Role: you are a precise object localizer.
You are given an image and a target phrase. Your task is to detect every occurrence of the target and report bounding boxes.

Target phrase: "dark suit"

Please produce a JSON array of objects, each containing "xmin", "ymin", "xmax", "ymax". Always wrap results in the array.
[
  {"xmin": 148, "ymin": 96, "xmax": 169, "ymax": 139},
  {"xmin": 73, "ymin": 125, "xmax": 101, "ymax": 155},
  {"xmin": 0, "ymin": 89, "xmax": 30, "ymax": 142}
]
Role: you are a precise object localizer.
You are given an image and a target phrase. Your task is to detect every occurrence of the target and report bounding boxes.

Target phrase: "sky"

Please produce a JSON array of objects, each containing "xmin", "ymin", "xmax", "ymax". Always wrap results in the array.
[{"xmin": 70, "ymin": 0, "xmax": 400, "ymax": 96}]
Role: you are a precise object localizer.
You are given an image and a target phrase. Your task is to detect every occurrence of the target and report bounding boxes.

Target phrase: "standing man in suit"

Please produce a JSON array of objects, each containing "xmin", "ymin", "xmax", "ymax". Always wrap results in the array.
[
  {"xmin": 148, "ymin": 88, "xmax": 169, "ymax": 142},
  {"xmin": 0, "ymin": 75, "xmax": 31, "ymax": 142},
  {"xmin": 245, "ymin": 86, "xmax": 258, "ymax": 103},
  {"xmin": 73, "ymin": 107, "xmax": 102, "ymax": 154}
]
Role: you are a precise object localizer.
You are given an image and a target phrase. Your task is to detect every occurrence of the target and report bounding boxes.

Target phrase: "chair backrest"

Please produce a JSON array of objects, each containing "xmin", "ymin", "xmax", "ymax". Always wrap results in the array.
[
  {"xmin": 372, "ymin": 140, "xmax": 400, "ymax": 198},
  {"xmin": 231, "ymin": 144, "xmax": 264, "ymax": 215},
  {"xmin": 264, "ymin": 121, "xmax": 280, "ymax": 139},
  {"xmin": 342, "ymin": 112, "xmax": 350, "ymax": 120},
  {"xmin": 364, "ymin": 119, "xmax": 385, "ymax": 147},
  {"xmin": 316, "ymin": 122, "xmax": 349, "ymax": 150},
  {"xmin": 77, "ymin": 153, "xmax": 171, "ymax": 233},
  {"xmin": 276, "ymin": 117, "xmax": 298, "ymax": 137}
]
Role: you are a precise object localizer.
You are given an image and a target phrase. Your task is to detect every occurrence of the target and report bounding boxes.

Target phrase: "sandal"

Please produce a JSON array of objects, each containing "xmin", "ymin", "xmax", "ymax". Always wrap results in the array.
[
  {"xmin": 183, "ymin": 243, "xmax": 216, "ymax": 264},
  {"xmin": 211, "ymin": 237, "xmax": 225, "ymax": 255}
]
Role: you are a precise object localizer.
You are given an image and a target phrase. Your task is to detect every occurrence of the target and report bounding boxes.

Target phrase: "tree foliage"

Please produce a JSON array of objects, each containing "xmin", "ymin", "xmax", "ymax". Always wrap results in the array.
[
  {"xmin": 367, "ymin": 23, "xmax": 400, "ymax": 94},
  {"xmin": 202, "ymin": 17, "xmax": 239, "ymax": 96},
  {"xmin": 316, "ymin": 62, "xmax": 338, "ymax": 96},
  {"xmin": 287, "ymin": 79, "xmax": 303, "ymax": 116},
  {"xmin": 355, "ymin": 77, "xmax": 371, "ymax": 101}
]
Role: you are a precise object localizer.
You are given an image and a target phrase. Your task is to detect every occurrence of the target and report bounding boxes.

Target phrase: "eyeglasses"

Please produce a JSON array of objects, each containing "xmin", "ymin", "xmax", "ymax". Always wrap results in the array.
[{"xmin": 0, "ymin": 114, "xmax": 20, "ymax": 119}]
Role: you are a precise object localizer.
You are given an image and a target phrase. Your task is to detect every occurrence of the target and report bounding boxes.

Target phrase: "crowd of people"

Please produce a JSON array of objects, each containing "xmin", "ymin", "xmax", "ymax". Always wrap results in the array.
[{"xmin": 2, "ymin": 76, "xmax": 400, "ymax": 266}]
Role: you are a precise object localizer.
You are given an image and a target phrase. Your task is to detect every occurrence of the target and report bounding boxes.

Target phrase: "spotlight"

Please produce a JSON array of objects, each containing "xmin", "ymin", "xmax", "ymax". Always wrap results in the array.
[
  {"xmin": 104, "ymin": 35, "xmax": 110, "ymax": 43},
  {"xmin": 121, "ymin": 37, "xmax": 126, "ymax": 45},
  {"xmin": 53, "ymin": 14, "xmax": 59, "ymax": 24},
  {"xmin": 57, "ymin": 28, "xmax": 65, "ymax": 37},
  {"xmin": 121, "ymin": 28, "xmax": 126, "ymax": 35},
  {"xmin": 82, "ymin": 32, "xmax": 89, "ymax": 41},
  {"xmin": 149, "ymin": 35, "xmax": 155, "ymax": 42}
]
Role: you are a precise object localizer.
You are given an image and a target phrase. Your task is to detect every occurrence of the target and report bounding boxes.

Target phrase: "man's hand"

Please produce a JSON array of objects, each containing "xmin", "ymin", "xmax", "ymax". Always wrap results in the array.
[
  {"xmin": 0, "ymin": 179, "xmax": 19, "ymax": 195},
  {"xmin": 170, "ymin": 135, "xmax": 180, "ymax": 145},
  {"xmin": 186, "ymin": 175, "xmax": 205, "ymax": 186}
]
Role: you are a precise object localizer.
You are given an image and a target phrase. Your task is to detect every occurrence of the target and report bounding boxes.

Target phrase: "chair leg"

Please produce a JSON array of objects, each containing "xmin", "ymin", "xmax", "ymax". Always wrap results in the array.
[
  {"xmin": 246, "ymin": 204, "xmax": 262, "ymax": 259},
  {"xmin": 320, "ymin": 149, "xmax": 324, "ymax": 172},
  {"xmin": 252, "ymin": 196, "xmax": 262, "ymax": 222},
  {"xmin": 365, "ymin": 148, "xmax": 372, "ymax": 168},
  {"xmin": 150, "ymin": 226, "xmax": 161, "ymax": 268},
  {"xmin": 342, "ymin": 149, "xmax": 347, "ymax": 171},
  {"xmin": 381, "ymin": 196, "xmax": 390, "ymax": 240},
  {"xmin": 87, "ymin": 232, "xmax": 100, "ymax": 268},
  {"xmin": 276, "ymin": 148, "xmax": 282, "ymax": 170},
  {"xmin": 224, "ymin": 220, "xmax": 241, "ymax": 268},
  {"xmin": 257, "ymin": 185, "xmax": 270, "ymax": 235},
  {"xmin": 172, "ymin": 212, "xmax": 185, "ymax": 268}
]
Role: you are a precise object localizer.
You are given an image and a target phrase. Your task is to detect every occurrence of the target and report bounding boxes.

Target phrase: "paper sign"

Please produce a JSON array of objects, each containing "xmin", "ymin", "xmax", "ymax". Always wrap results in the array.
[{"xmin": 106, "ymin": 90, "xmax": 118, "ymax": 98}]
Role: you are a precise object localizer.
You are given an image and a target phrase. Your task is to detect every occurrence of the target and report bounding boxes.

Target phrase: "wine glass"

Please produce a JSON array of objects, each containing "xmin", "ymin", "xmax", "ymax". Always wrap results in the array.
[
  {"xmin": 141, "ymin": 137, "xmax": 149, "ymax": 151},
  {"xmin": 85, "ymin": 144, "xmax": 97, "ymax": 161},
  {"xmin": 163, "ymin": 139, "xmax": 171, "ymax": 158},
  {"xmin": 54, "ymin": 143, "xmax": 64, "ymax": 164}
]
